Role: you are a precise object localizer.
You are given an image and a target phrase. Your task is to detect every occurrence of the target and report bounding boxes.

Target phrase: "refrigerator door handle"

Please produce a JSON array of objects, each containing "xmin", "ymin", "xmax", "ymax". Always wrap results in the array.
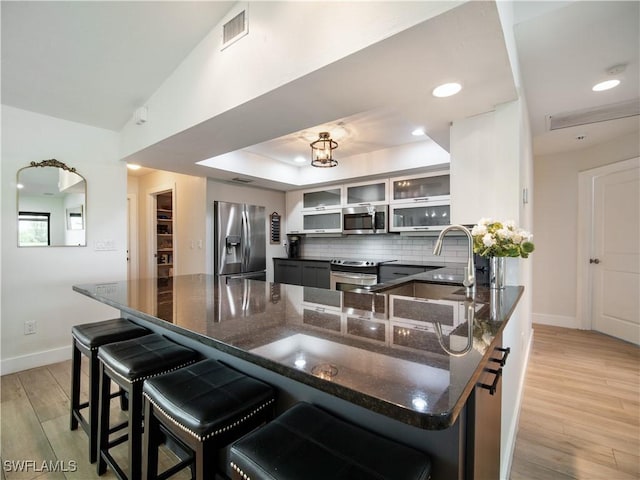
[{"xmin": 242, "ymin": 208, "xmax": 250, "ymax": 272}]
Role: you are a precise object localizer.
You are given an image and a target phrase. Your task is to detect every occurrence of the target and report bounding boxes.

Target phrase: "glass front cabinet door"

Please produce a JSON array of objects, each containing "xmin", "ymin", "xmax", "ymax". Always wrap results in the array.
[
  {"xmin": 302, "ymin": 209, "xmax": 342, "ymax": 233},
  {"xmin": 389, "ymin": 171, "xmax": 451, "ymax": 232},
  {"xmin": 390, "ymin": 172, "xmax": 450, "ymax": 203},
  {"xmin": 343, "ymin": 180, "xmax": 388, "ymax": 206},
  {"xmin": 302, "ymin": 187, "xmax": 342, "ymax": 210}
]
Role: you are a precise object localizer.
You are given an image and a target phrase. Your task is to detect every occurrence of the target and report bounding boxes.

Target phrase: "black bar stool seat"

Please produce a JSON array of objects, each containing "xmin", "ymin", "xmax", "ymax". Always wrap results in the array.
[
  {"xmin": 229, "ymin": 402, "xmax": 432, "ymax": 480},
  {"xmin": 97, "ymin": 334, "xmax": 198, "ymax": 480},
  {"xmin": 70, "ymin": 318, "xmax": 150, "ymax": 463},
  {"xmin": 142, "ymin": 358, "xmax": 276, "ymax": 480}
]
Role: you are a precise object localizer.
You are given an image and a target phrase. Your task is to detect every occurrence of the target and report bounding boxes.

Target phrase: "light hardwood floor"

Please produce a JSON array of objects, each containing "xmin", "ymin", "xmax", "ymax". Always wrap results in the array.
[
  {"xmin": 510, "ymin": 324, "xmax": 639, "ymax": 480},
  {"xmin": 0, "ymin": 354, "xmax": 190, "ymax": 480},
  {"xmin": 1, "ymin": 325, "xmax": 638, "ymax": 480}
]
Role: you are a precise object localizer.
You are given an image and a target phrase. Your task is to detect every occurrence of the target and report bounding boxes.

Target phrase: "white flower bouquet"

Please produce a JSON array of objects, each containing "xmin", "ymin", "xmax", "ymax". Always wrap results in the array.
[{"xmin": 471, "ymin": 218, "xmax": 535, "ymax": 258}]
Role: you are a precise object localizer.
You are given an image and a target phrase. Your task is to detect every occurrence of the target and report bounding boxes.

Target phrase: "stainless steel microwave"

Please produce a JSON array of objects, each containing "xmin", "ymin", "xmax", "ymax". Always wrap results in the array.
[{"xmin": 342, "ymin": 205, "xmax": 388, "ymax": 234}]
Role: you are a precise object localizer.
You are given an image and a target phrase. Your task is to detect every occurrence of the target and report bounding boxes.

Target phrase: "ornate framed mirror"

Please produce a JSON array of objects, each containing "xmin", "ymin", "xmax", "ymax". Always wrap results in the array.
[{"xmin": 17, "ymin": 159, "xmax": 87, "ymax": 247}]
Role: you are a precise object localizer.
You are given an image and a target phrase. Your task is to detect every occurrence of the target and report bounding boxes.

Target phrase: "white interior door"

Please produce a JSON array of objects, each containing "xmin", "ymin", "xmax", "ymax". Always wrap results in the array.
[{"xmin": 591, "ymin": 161, "xmax": 639, "ymax": 345}]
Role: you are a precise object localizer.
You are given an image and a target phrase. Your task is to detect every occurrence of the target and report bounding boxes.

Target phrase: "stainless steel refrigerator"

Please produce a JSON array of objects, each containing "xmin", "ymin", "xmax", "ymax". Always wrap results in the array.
[{"xmin": 214, "ymin": 201, "xmax": 266, "ymax": 281}]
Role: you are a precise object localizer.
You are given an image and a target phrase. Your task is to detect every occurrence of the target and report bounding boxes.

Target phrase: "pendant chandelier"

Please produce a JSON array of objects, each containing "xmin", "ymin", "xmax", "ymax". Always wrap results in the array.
[{"xmin": 310, "ymin": 132, "xmax": 338, "ymax": 168}]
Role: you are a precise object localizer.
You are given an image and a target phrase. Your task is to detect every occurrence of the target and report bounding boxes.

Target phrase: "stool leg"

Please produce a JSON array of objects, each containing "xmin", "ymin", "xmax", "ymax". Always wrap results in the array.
[
  {"xmin": 195, "ymin": 440, "xmax": 215, "ymax": 480},
  {"xmin": 70, "ymin": 340, "xmax": 81, "ymax": 431},
  {"xmin": 128, "ymin": 382, "xmax": 144, "ymax": 480},
  {"xmin": 96, "ymin": 363, "xmax": 111, "ymax": 476},
  {"xmin": 142, "ymin": 397, "xmax": 160, "ymax": 480},
  {"xmin": 88, "ymin": 350, "xmax": 100, "ymax": 463}
]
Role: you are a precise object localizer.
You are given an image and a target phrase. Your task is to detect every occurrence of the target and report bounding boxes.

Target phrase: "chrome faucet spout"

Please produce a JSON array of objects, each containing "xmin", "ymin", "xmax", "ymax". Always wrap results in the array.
[{"xmin": 433, "ymin": 224, "xmax": 475, "ymax": 297}]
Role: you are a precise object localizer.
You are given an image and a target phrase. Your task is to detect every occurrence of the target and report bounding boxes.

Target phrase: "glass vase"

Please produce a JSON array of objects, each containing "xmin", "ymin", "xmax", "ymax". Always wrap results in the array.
[{"xmin": 489, "ymin": 256, "xmax": 506, "ymax": 289}]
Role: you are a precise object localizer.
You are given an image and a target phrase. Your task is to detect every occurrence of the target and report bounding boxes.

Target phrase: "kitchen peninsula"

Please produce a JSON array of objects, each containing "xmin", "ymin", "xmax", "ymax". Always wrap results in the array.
[{"xmin": 73, "ymin": 274, "xmax": 523, "ymax": 479}]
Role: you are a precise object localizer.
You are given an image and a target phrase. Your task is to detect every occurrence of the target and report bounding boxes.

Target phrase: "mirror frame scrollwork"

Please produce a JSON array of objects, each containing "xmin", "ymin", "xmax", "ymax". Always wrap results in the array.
[{"xmin": 17, "ymin": 158, "xmax": 87, "ymax": 247}]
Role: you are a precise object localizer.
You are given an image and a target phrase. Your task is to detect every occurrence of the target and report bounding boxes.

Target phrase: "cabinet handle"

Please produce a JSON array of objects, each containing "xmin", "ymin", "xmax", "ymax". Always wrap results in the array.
[
  {"xmin": 478, "ymin": 367, "xmax": 502, "ymax": 395},
  {"xmin": 314, "ymin": 229, "xmax": 326, "ymax": 233},
  {"xmin": 589, "ymin": 258, "xmax": 600, "ymax": 264},
  {"xmin": 412, "ymin": 227, "xmax": 432, "ymax": 230},
  {"xmin": 358, "ymin": 203, "xmax": 372, "ymax": 206},
  {"xmin": 490, "ymin": 347, "xmax": 510, "ymax": 367},
  {"xmin": 413, "ymin": 197, "xmax": 430, "ymax": 202},
  {"xmin": 393, "ymin": 272, "xmax": 410, "ymax": 276},
  {"xmin": 315, "ymin": 206, "xmax": 326, "ymax": 210}
]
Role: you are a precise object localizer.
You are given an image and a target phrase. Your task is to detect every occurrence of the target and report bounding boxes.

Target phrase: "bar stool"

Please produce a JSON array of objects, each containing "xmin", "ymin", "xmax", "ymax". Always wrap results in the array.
[
  {"xmin": 142, "ymin": 358, "xmax": 276, "ymax": 480},
  {"xmin": 97, "ymin": 333, "xmax": 198, "ymax": 480},
  {"xmin": 229, "ymin": 402, "xmax": 432, "ymax": 480},
  {"xmin": 70, "ymin": 318, "xmax": 150, "ymax": 463}
]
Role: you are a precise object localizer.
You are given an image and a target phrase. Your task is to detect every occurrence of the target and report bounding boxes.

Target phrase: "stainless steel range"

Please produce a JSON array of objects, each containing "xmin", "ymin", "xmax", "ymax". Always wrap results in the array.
[{"xmin": 329, "ymin": 259, "xmax": 393, "ymax": 291}]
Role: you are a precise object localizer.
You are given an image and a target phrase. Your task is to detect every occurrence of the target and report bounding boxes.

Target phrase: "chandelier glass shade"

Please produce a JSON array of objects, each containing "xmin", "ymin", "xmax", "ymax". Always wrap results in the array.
[{"xmin": 310, "ymin": 132, "xmax": 338, "ymax": 168}]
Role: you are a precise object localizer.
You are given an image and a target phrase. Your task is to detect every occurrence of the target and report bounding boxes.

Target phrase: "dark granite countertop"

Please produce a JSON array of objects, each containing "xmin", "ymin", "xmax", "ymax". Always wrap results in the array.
[{"xmin": 73, "ymin": 275, "xmax": 523, "ymax": 430}]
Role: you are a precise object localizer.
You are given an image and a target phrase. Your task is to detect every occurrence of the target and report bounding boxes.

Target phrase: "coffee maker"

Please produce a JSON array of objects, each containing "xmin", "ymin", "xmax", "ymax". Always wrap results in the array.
[{"xmin": 286, "ymin": 235, "xmax": 302, "ymax": 259}]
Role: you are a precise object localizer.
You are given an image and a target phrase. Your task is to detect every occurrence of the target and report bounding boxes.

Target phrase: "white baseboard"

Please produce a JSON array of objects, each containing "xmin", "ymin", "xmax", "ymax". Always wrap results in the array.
[
  {"xmin": 501, "ymin": 328, "xmax": 533, "ymax": 480},
  {"xmin": 532, "ymin": 312, "xmax": 579, "ymax": 329},
  {"xmin": 0, "ymin": 346, "xmax": 71, "ymax": 376}
]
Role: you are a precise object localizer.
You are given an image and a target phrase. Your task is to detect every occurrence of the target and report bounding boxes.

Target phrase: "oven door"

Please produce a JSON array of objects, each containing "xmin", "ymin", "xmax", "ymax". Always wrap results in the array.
[{"xmin": 330, "ymin": 271, "xmax": 378, "ymax": 291}]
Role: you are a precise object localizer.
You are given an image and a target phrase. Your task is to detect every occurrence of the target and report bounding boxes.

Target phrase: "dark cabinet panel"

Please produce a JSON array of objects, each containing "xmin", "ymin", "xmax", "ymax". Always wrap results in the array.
[
  {"xmin": 274, "ymin": 259, "xmax": 330, "ymax": 288},
  {"xmin": 466, "ymin": 334, "xmax": 504, "ymax": 480},
  {"xmin": 302, "ymin": 261, "xmax": 330, "ymax": 289},
  {"xmin": 273, "ymin": 259, "xmax": 302, "ymax": 286}
]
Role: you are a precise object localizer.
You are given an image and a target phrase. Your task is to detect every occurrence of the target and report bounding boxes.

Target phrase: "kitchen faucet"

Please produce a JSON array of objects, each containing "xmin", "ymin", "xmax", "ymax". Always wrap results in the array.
[{"xmin": 433, "ymin": 224, "xmax": 475, "ymax": 297}]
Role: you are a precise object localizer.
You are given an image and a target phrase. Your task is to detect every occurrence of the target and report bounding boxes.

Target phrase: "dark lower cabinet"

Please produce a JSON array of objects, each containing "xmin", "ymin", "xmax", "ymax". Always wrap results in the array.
[
  {"xmin": 274, "ymin": 259, "xmax": 330, "ymax": 288},
  {"xmin": 466, "ymin": 334, "xmax": 507, "ymax": 479},
  {"xmin": 273, "ymin": 259, "xmax": 302, "ymax": 285},
  {"xmin": 301, "ymin": 261, "xmax": 330, "ymax": 289}
]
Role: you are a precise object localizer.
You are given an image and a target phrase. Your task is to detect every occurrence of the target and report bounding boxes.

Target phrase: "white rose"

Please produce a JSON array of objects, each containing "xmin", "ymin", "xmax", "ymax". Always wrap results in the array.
[
  {"xmin": 478, "ymin": 217, "xmax": 492, "ymax": 226},
  {"xmin": 496, "ymin": 228, "xmax": 512, "ymax": 239},
  {"xmin": 512, "ymin": 233, "xmax": 523, "ymax": 244},
  {"xmin": 482, "ymin": 233, "xmax": 495, "ymax": 247},
  {"xmin": 471, "ymin": 224, "xmax": 487, "ymax": 236},
  {"xmin": 504, "ymin": 220, "xmax": 516, "ymax": 229}
]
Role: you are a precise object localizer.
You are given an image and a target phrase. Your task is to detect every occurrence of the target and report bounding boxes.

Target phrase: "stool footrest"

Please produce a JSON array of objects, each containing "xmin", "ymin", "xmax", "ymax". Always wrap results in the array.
[
  {"xmin": 157, "ymin": 457, "xmax": 193, "ymax": 480},
  {"xmin": 106, "ymin": 432, "xmax": 129, "ymax": 449},
  {"xmin": 108, "ymin": 420, "xmax": 128, "ymax": 435}
]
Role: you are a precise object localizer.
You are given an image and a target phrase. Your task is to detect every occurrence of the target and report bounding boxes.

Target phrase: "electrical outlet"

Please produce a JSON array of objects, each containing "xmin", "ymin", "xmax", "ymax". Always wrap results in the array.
[{"xmin": 24, "ymin": 320, "xmax": 37, "ymax": 335}]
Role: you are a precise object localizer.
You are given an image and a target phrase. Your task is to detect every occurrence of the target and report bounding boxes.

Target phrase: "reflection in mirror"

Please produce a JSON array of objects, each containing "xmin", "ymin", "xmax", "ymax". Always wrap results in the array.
[{"xmin": 17, "ymin": 159, "xmax": 87, "ymax": 247}]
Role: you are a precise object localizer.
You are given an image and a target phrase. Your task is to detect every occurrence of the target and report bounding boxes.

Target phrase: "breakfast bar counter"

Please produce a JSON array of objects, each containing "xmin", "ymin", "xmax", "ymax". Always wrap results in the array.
[{"xmin": 74, "ymin": 274, "xmax": 523, "ymax": 479}]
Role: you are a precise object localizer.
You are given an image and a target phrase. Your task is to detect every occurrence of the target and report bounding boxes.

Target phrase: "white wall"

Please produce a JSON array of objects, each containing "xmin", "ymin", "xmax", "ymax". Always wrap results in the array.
[
  {"xmin": 206, "ymin": 180, "xmax": 286, "ymax": 281},
  {"xmin": 1, "ymin": 106, "xmax": 126, "ymax": 374},
  {"xmin": 532, "ymin": 131, "xmax": 640, "ymax": 328}
]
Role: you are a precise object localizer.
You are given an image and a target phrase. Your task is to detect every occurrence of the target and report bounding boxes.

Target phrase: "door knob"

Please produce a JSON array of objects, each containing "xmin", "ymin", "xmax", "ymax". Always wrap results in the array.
[{"xmin": 589, "ymin": 258, "xmax": 600, "ymax": 264}]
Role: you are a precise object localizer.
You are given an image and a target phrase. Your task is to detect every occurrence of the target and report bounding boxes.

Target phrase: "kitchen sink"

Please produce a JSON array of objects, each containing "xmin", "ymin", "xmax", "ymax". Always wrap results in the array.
[{"xmin": 375, "ymin": 281, "xmax": 468, "ymax": 301}]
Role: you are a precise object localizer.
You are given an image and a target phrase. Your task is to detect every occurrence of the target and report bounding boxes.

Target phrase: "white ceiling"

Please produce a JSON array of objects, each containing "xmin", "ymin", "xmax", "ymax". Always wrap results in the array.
[{"xmin": 2, "ymin": 1, "xmax": 639, "ymax": 189}]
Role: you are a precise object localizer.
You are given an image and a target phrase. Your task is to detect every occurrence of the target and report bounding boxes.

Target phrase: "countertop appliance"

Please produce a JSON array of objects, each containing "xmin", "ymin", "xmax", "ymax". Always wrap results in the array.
[
  {"xmin": 342, "ymin": 205, "xmax": 388, "ymax": 234},
  {"xmin": 214, "ymin": 201, "xmax": 266, "ymax": 281},
  {"xmin": 330, "ymin": 258, "xmax": 394, "ymax": 291}
]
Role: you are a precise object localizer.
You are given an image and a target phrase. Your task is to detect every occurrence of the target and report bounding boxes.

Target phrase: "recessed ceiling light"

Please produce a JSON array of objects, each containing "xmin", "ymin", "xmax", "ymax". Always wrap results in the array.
[
  {"xmin": 127, "ymin": 164, "xmax": 141, "ymax": 170},
  {"xmin": 294, "ymin": 156, "xmax": 306, "ymax": 163},
  {"xmin": 592, "ymin": 79, "xmax": 620, "ymax": 92},
  {"xmin": 411, "ymin": 128, "xmax": 425, "ymax": 136},
  {"xmin": 432, "ymin": 82, "xmax": 462, "ymax": 98}
]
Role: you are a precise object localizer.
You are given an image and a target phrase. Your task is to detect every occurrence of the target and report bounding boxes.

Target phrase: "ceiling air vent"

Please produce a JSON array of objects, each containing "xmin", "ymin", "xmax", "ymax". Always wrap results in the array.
[
  {"xmin": 221, "ymin": 9, "xmax": 248, "ymax": 50},
  {"xmin": 231, "ymin": 177, "xmax": 253, "ymax": 184},
  {"xmin": 547, "ymin": 99, "xmax": 639, "ymax": 131}
]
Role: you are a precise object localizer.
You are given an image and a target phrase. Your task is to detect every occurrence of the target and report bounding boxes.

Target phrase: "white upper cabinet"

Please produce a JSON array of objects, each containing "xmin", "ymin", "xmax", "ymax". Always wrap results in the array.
[
  {"xmin": 301, "ymin": 186, "xmax": 343, "ymax": 210},
  {"xmin": 389, "ymin": 171, "xmax": 450, "ymax": 204},
  {"xmin": 285, "ymin": 189, "xmax": 304, "ymax": 234},
  {"xmin": 343, "ymin": 179, "xmax": 389, "ymax": 206}
]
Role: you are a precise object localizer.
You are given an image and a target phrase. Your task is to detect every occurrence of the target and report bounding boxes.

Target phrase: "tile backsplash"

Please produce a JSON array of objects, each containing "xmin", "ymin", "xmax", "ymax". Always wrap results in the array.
[{"xmin": 298, "ymin": 234, "xmax": 468, "ymax": 264}]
